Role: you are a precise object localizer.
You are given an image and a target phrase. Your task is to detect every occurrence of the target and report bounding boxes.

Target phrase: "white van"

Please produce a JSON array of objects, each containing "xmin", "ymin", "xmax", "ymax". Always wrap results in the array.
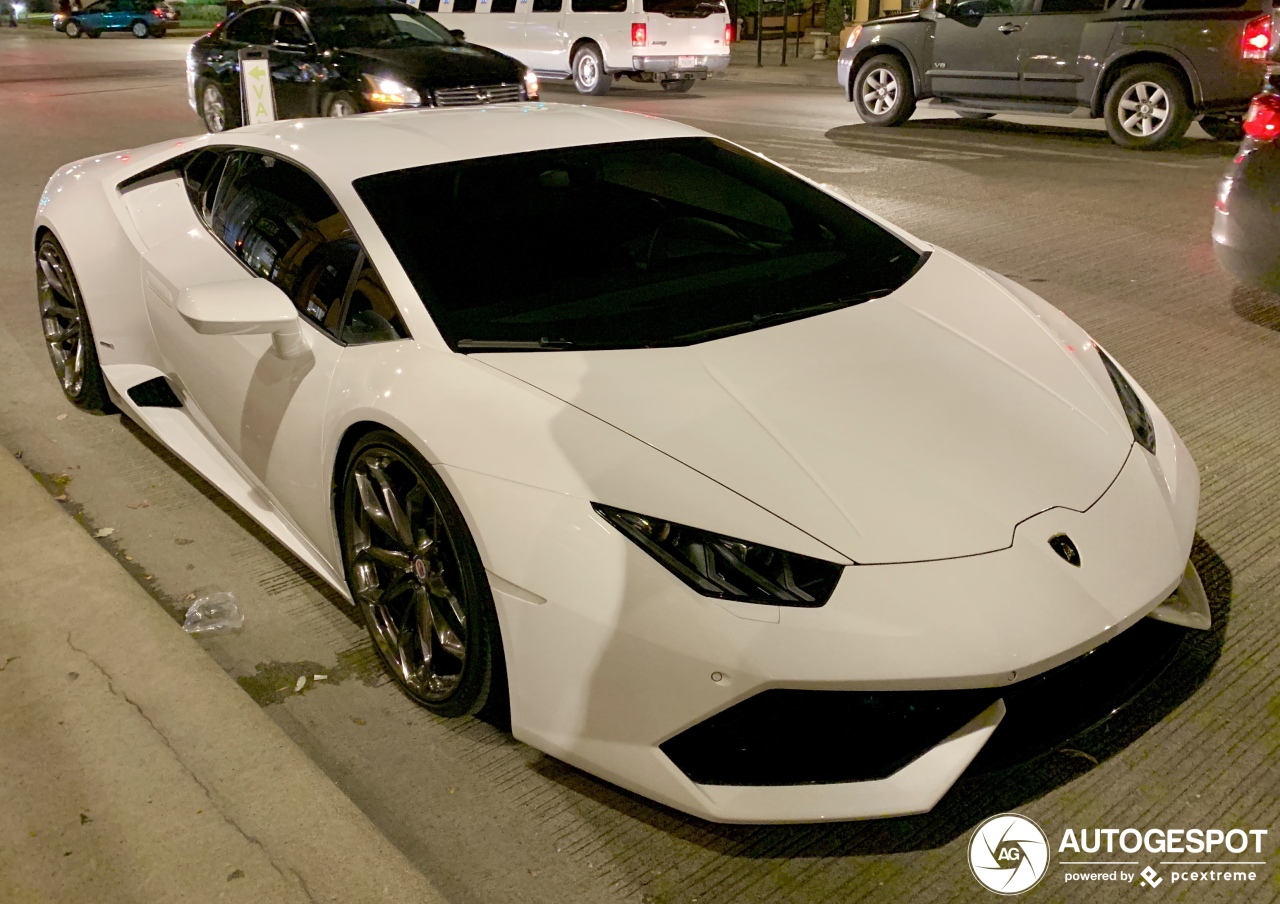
[{"xmin": 413, "ymin": 0, "xmax": 731, "ymax": 95}]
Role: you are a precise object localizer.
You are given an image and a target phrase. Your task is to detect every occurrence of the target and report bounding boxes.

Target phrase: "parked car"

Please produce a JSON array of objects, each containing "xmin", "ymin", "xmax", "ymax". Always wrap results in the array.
[
  {"xmin": 34, "ymin": 103, "xmax": 1208, "ymax": 824},
  {"xmin": 157, "ymin": 0, "xmax": 181, "ymax": 21},
  {"xmin": 420, "ymin": 0, "xmax": 732, "ymax": 96},
  {"xmin": 838, "ymin": 0, "xmax": 1273, "ymax": 149},
  {"xmin": 56, "ymin": 0, "xmax": 170, "ymax": 37},
  {"xmin": 1213, "ymin": 64, "xmax": 1280, "ymax": 290},
  {"xmin": 188, "ymin": 0, "xmax": 537, "ymax": 132}
]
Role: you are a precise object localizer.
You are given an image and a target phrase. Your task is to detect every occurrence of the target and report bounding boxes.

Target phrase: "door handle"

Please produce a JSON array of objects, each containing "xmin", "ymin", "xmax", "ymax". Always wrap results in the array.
[{"xmin": 998, "ymin": 22, "xmax": 1021, "ymax": 33}]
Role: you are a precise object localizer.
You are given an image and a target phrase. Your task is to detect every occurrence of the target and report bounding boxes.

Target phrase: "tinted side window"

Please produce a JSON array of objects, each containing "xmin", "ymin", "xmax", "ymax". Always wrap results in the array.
[
  {"xmin": 274, "ymin": 11, "xmax": 310, "ymax": 44},
  {"xmin": 225, "ymin": 8, "xmax": 275, "ymax": 43},
  {"xmin": 571, "ymin": 0, "xmax": 627, "ymax": 10},
  {"xmin": 452, "ymin": 0, "xmax": 478, "ymax": 11},
  {"xmin": 210, "ymin": 154, "xmax": 355, "ymax": 335},
  {"xmin": 532, "ymin": 0, "xmax": 562, "ymax": 9},
  {"xmin": 419, "ymin": 0, "xmax": 441, "ymax": 10},
  {"xmin": 1038, "ymin": 0, "xmax": 1105, "ymax": 10},
  {"xmin": 341, "ymin": 257, "xmax": 408, "ymax": 344},
  {"xmin": 491, "ymin": 0, "xmax": 518, "ymax": 10},
  {"xmin": 1140, "ymin": 0, "xmax": 1243, "ymax": 7}
]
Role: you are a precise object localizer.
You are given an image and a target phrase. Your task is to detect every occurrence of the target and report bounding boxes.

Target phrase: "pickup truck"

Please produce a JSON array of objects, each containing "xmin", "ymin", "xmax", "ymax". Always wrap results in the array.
[{"xmin": 837, "ymin": 0, "xmax": 1273, "ymax": 149}]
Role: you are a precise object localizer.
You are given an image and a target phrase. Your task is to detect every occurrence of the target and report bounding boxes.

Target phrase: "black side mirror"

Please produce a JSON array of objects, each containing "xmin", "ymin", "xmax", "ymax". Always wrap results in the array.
[
  {"xmin": 950, "ymin": 0, "xmax": 985, "ymax": 18},
  {"xmin": 449, "ymin": 27, "xmax": 465, "ymax": 41}
]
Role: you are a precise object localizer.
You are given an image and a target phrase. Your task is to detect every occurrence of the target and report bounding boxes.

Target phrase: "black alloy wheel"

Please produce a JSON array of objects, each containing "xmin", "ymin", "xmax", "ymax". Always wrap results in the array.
[
  {"xmin": 36, "ymin": 236, "xmax": 112, "ymax": 412},
  {"xmin": 340, "ymin": 432, "xmax": 503, "ymax": 717}
]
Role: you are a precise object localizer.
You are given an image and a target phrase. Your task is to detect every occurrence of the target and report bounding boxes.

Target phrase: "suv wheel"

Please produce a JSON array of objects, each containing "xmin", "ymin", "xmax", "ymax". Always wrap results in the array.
[
  {"xmin": 572, "ymin": 43, "xmax": 611, "ymax": 96},
  {"xmin": 1103, "ymin": 64, "xmax": 1191, "ymax": 150},
  {"xmin": 852, "ymin": 55, "xmax": 916, "ymax": 127},
  {"xmin": 131, "ymin": 19, "xmax": 149, "ymax": 37},
  {"xmin": 64, "ymin": 18, "xmax": 80, "ymax": 36}
]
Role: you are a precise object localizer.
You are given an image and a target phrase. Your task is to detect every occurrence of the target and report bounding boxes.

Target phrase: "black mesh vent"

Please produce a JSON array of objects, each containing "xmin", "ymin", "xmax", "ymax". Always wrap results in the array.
[
  {"xmin": 661, "ymin": 617, "xmax": 1185, "ymax": 787},
  {"xmin": 127, "ymin": 376, "xmax": 182, "ymax": 408}
]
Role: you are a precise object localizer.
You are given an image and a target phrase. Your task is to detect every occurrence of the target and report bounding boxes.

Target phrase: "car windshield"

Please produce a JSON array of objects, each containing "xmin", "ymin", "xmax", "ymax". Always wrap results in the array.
[
  {"xmin": 355, "ymin": 138, "xmax": 924, "ymax": 351},
  {"xmin": 308, "ymin": 7, "xmax": 453, "ymax": 48}
]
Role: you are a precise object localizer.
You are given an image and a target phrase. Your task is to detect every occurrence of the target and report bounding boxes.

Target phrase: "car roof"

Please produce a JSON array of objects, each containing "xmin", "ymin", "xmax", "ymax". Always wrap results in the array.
[{"xmin": 209, "ymin": 103, "xmax": 709, "ymax": 183}]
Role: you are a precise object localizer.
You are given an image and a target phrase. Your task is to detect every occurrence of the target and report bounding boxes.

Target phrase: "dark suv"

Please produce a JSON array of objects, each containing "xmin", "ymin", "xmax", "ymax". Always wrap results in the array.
[{"xmin": 838, "ymin": 0, "xmax": 1272, "ymax": 149}]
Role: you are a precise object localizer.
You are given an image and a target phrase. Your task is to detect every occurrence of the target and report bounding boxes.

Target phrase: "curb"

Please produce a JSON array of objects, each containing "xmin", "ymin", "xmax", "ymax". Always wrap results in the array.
[
  {"xmin": 0, "ymin": 443, "xmax": 445, "ymax": 903},
  {"xmin": 719, "ymin": 62, "xmax": 840, "ymax": 89}
]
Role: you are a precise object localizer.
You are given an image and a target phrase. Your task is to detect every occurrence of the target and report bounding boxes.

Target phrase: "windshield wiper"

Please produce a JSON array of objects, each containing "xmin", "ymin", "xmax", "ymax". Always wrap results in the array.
[
  {"xmin": 456, "ymin": 337, "xmax": 577, "ymax": 351},
  {"xmin": 662, "ymin": 289, "xmax": 895, "ymax": 346}
]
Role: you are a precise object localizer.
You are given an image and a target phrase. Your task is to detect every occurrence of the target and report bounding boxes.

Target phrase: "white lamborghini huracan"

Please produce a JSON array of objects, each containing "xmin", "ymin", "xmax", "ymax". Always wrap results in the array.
[{"xmin": 34, "ymin": 104, "xmax": 1211, "ymax": 824}]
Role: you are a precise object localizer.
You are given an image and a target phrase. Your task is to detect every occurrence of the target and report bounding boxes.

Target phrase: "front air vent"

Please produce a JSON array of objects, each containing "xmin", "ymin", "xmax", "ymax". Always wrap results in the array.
[{"xmin": 127, "ymin": 376, "xmax": 183, "ymax": 408}]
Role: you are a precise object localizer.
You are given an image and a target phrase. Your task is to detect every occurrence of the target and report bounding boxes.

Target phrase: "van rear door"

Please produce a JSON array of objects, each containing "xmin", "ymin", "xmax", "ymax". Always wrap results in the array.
[{"xmin": 640, "ymin": 0, "xmax": 730, "ymax": 61}]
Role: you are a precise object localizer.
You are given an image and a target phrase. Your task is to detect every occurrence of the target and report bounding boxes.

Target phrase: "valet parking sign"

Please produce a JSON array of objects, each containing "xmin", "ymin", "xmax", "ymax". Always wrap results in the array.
[{"xmin": 968, "ymin": 813, "xmax": 1270, "ymax": 896}]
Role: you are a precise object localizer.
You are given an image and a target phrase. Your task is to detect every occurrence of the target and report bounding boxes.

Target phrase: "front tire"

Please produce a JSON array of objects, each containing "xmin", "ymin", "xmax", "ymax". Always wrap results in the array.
[
  {"xmin": 36, "ymin": 236, "xmax": 112, "ymax": 413},
  {"xmin": 661, "ymin": 78, "xmax": 695, "ymax": 93},
  {"xmin": 196, "ymin": 77, "xmax": 238, "ymax": 133},
  {"xmin": 131, "ymin": 19, "xmax": 148, "ymax": 37},
  {"xmin": 572, "ymin": 43, "xmax": 611, "ymax": 96},
  {"xmin": 339, "ymin": 432, "xmax": 502, "ymax": 717},
  {"xmin": 1103, "ymin": 64, "xmax": 1191, "ymax": 150},
  {"xmin": 64, "ymin": 19, "xmax": 80, "ymax": 37},
  {"xmin": 852, "ymin": 55, "xmax": 916, "ymax": 127},
  {"xmin": 323, "ymin": 91, "xmax": 361, "ymax": 117}
]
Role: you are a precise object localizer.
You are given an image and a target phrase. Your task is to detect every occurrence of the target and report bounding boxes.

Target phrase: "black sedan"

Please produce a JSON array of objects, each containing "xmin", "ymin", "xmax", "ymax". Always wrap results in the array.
[
  {"xmin": 1213, "ymin": 69, "xmax": 1280, "ymax": 293},
  {"xmin": 188, "ymin": 0, "xmax": 538, "ymax": 133}
]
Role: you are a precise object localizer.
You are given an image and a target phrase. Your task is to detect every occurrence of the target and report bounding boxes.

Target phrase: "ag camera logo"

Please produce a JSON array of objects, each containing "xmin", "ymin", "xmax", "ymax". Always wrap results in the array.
[{"xmin": 969, "ymin": 813, "xmax": 1050, "ymax": 895}]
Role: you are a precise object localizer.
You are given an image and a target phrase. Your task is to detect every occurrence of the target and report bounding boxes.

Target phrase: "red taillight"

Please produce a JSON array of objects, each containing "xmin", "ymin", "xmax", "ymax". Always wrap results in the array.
[
  {"xmin": 152, "ymin": 6, "xmax": 163, "ymax": 14},
  {"xmin": 632, "ymin": 22, "xmax": 646, "ymax": 47},
  {"xmin": 1243, "ymin": 92, "xmax": 1280, "ymax": 139},
  {"xmin": 1242, "ymin": 14, "xmax": 1271, "ymax": 60},
  {"xmin": 724, "ymin": 23, "xmax": 734, "ymax": 45}
]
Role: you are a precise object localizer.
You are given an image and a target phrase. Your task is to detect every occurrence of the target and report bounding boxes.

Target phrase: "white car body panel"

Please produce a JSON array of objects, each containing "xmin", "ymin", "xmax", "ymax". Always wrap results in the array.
[{"xmin": 33, "ymin": 103, "xmax": 1203, "ymax": 823}]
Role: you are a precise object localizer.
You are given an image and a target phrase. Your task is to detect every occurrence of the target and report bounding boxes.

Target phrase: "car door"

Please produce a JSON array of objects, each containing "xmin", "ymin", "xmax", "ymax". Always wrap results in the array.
[
  {"xmin": 930, "ymin": 0, "xmax": 1034, "ymax": 99},
  {"xmin": 524, "ymin": 0, "xmax": 568, "ymax": 73},
  {"xmin": 270, "ymin": 8, "xmax": 319, "ymax": 118},
  {"xmin": 218, "ymin": 7, "xmax": 279, "ymax": 115},
  {"xmin": 1015, "ymin": 0, "xmax": 1107, "ymax": 102},
  {"xmin": 78, "ymin": 0, "xmax": 112, "ymax": 32},
  {"xmin": 141, "ymin": 149, "xmax": 407, "ymax": 552}
]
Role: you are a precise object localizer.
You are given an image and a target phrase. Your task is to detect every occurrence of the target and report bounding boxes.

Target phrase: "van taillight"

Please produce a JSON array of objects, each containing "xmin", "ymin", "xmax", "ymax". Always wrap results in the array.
[
  {"xmin": 632, "ymin": 22, "xmax": 647, "ymax": 46},
  {"xmin": 725, "ymin": 23, "xmax": 734, "ymax": 44},
  {"xmin": 1243, "ymin": 92, "xmax": 1280, "ymax": 139},
  {"xmin": 1242, "ymin": 14, "xmax": 1271, "ymax": 60}
]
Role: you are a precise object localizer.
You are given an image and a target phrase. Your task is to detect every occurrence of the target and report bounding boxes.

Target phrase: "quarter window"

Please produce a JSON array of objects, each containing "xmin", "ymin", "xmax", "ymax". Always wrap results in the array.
[
  {"xmin": 491, "ymin": 0, "xmax": 518, "ymax": 10},
  {"xmin": 206, "ymin": 152, "xmax": 407, "ymax": 343},
  {"xmin": 451, "ymin": 0, "xmax": 478, "ymax": 11}
]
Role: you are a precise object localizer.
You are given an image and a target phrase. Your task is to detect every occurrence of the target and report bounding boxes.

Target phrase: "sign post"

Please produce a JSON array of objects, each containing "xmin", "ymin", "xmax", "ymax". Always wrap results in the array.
[{"xmin": 238, "ymin": 47, "xmax": 276, "ymax": 126}]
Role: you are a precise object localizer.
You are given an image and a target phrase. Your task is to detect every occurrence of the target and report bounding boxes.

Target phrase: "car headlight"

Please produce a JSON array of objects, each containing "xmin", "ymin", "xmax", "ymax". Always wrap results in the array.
[
  {"xmin": 362, "ymin": 75, "xmax": 421, "ymax": 107},
  {"xmin": 593, "ymin": 503, "xmax": 843, "ymax": 607},
  {"xmin": 1097, "ymin": 348, "xmax": 1156, "ymax": 455},
  {"xmin": 523, "ymin": 68, "xmax": 539, "ymax": 101}
]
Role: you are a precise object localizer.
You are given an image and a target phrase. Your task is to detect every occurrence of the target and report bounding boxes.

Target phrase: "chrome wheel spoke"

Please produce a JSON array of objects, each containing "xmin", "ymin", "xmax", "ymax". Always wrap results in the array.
[
  {"xmin": 368, "ymin": 460, "xmax": 414, "ymax": 547},
  {"xmin": 427, "ymin": 594, "xmax": 466, "ymax": 659},
  {"xmin": 38, "ymin": 255, "xmax": 70, "ymax": 299},
  {"xmin": 361, "ymin": 545, "xmax": 412, "ymax": 571}
]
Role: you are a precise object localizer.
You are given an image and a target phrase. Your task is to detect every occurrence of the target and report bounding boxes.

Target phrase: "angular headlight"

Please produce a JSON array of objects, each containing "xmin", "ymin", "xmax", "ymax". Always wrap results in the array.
[
  {"xmin": 1097, "ymin": 348, "xmax": 1155, "ymax": 455},
  {"xmin": 362, "ymin": 75, "xmax": 421, "ymax": 107},
  {"xmin": 593, "ymin": 504, "xmax": 843, "ymax": 607}
]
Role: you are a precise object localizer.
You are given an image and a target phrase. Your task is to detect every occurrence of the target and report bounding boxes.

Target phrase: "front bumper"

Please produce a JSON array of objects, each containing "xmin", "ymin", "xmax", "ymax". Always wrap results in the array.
[
  {"xmin": 448, "ymin": 413, "xmax": 1199, "ymax": 823},
  {"xmin": 630, "ymin": 54, "xmax": 730, "ymax": 77}
]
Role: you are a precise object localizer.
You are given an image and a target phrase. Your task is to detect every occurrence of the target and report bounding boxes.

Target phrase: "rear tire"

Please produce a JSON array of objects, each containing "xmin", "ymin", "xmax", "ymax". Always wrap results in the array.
[
  {"xmin": 1103, "ymin": 64, "xmax": 1191, "ymax": 150},
  {"xmin": 131, "ymin": 19, "xmax": 148, "ymax": 37},
  {"xmin": 661, "ymin": 78, "xmax": 695, "ymax": 93},
  {"xmin": 852, "ymin": 54, "xmax": 916, "ymax": 127},
  {"xmin": 323, "ymin": 91, "xmax": 361, "ymax": 117},
  {"xmin": 64, "ymin": 19, "xmax": 80, "ymax": 37},
  {"xmin": 572, "ymin": 43, "xmax": 611, "ymax": 96},
  {"xmin": 36, "ymin": 236, "xmax": 113, "ymax": 413},
  {"xmin": 1200, "ymin": 114, "xmax": 1244, "ymax": 142}
]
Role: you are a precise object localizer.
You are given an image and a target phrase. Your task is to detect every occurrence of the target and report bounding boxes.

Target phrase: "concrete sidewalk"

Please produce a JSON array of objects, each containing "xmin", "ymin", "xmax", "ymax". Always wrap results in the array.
[
  {"xmin": 0, "ymin": 445, "xmax": 444, "ymax": 903},
  {"xmin": 720, "ymin": 41, "xmax": 841, "ymax": 88}
]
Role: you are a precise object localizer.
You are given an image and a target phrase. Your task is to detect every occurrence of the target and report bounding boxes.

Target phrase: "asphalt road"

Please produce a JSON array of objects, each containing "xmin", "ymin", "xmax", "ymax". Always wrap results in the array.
[{"xmin": 2, "ymin": 28, "xmax": 1278, "ymax": 904}]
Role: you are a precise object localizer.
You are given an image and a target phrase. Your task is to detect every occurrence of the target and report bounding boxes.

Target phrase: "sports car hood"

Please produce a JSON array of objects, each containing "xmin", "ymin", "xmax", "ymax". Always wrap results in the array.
[
  {"xmin": 343, "ymin": 43, "xmax": 523, "ymax": 90},
  {"xmin": 478, "ymin": 252, "xmax": 1135, "ymax": 564}
]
